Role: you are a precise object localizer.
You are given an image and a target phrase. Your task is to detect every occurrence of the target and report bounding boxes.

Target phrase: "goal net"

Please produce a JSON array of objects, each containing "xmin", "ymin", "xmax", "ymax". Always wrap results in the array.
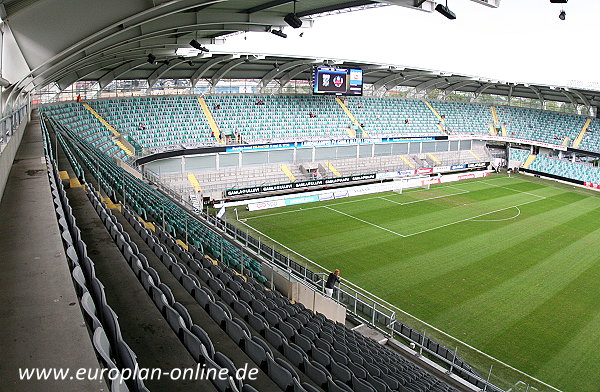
[{"xmin": 392, "ymin": 176, "xmax": 432, "ymax": 194}]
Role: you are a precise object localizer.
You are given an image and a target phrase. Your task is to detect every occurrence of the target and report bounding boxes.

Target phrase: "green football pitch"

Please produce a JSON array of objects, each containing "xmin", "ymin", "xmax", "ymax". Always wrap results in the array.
[{"xmin": 230, "ymin": 174, "xmax": 600, "ymax": 392}]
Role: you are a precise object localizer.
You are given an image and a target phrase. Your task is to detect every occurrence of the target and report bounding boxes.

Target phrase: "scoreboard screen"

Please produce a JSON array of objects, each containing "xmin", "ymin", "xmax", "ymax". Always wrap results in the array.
[{"xmin": 312, "ymin": 66, "xmax": 363, "ymax": 96}]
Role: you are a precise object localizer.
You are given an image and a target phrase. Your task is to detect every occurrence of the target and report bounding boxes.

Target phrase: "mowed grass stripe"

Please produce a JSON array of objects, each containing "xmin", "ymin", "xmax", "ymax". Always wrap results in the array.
[
  {"xmin": 349, "ymin": 192, "xmax": 596, "ymax": 310},
  {"xmin": 478, "ymin": 226, "xmax": 600, "ymax": 392},
  {"xmin": 536, "ymin": 306, "xmax": 600, "ymax": 391},
  {"xmin": 430, "ymin": 202, "xmax": 600, "ymax": 334},
  {"xmin": 394, "ymin": 196, "xmax": 600, "ymax": 319},
  {"xmin": 239, "ymin": 175, "xmax": 600, "ymax": 392}
]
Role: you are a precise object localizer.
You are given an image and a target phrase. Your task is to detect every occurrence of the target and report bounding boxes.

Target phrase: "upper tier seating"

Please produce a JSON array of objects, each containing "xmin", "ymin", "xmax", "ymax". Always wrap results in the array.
[
  {"xmin": 578, "ymin": 118, "xmax": 600, "ymax": 152},
  {"xmin": 203, "ymin": 95, "xmax": 349, "ymax": 143},
  {"xmin": 429, "ymin": 101, "xmax": 491, "ymax": 135},
  {"xmin": 89, "ymin": 96, "xmax": 213, "ymax": 149},
  {"xmin": 345, "ymin": 97, "xmax": 442, "ymax": 136},
  {"xmin": 494, "ymin": 105, "xmax": 584, "ymax": 145},
  {"xmin": 42, "ymin": 95, "xmax": 600, "ymax": 155}
]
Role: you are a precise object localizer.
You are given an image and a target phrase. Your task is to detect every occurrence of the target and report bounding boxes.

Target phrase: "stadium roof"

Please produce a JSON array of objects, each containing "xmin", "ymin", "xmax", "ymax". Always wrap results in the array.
[
  {"xmin": 4, "ymin": 0, "xmax": 596, "ymax": 110},
  {"xmin": 3, "ymin": 0, "xmax": 502, "ymax": 95},
  {"xmin": 47, "ymin": 51, "xmax": 600, "ymax": 111}
]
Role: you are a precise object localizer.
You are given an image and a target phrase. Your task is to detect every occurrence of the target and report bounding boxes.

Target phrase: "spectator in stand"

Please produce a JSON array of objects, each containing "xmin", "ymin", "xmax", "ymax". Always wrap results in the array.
[
  {"xmin": 76, "ymin": 95, "xmax": 83, "ymax": 103},
  {"xmin": 405, "ymin": 119, "xmax": 410, "ymax": 124},
  {"xmin": 325, "ymin": 269, "xmax": 341, "ymax": 297}
]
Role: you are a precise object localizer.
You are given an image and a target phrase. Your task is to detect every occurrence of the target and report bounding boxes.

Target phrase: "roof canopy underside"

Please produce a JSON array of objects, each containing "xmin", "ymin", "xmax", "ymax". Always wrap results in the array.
[{"xmin": 7, "ymin": 0, "xmax": 596, "ymax": 108}]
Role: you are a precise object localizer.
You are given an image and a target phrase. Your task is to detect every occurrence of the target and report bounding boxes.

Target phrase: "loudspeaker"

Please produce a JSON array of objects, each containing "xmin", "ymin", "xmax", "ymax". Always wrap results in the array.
[{"xmin": 284, "ymin": 13, "xmax": 302, "ymax": 28}]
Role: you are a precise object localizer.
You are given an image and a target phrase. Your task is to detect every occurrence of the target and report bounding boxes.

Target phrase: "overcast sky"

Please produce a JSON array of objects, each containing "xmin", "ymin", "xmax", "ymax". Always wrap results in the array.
[{"xmin": 216, "ymin": 1, "xmax": 600, "ymax": 90}]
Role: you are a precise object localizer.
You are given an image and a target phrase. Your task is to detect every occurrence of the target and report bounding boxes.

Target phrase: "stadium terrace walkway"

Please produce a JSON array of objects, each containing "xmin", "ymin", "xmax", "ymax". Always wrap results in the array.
[{"xmin": 0, "ymin": 114, "xmax": 105, "ymax": 392}]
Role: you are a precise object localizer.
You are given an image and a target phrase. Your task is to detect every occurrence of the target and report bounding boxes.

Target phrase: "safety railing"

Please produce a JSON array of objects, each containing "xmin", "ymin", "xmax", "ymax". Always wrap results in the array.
[
  {"xmin": 1, "ymin": 103, "xmax": 29, "ymax": 147},
  {"xmin": 140, "ymin": 145, "xmax": 560, "ymax": 392}
]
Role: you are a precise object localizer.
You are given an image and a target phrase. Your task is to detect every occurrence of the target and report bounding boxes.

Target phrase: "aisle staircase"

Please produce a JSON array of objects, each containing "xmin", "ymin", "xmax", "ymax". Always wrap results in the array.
[
  {"xmin": 424, "ymin": 101, "xmax": 447, "ymax": 134},
  {"xmin": 82, "ymin": 103, "xmax": 133, "ymax": 156},
  {"xmin": 197, "ymin": 97, "xmax": 224, "ymax": 144},
  {"xmin": 400, "ymin": 155, "xmax": 415, "ymax": 169},
  {"xmin": 280, "ymin": 165, "xmax": 297, "ymax": 182},
  {"xmin": 490, "ymin": 106, "xmax": 507, "ymax": 136},
  {"xmin": 573, "ymin": 118, "xmax": 592, "ymax": 148},
  {"xmin": 523, "ymin": 154, "xmax": 537, "ymax": 169},
  {"xmin": 187, "ymin": 173, "xmax": 203, "ymax": 193},
  {"xmin": 325, "ymin": 161, "xmax": 342, "ymax": 177},
  {"xmin": 336, "ymin": 97, "xmax": 369, "ymax": 137}
]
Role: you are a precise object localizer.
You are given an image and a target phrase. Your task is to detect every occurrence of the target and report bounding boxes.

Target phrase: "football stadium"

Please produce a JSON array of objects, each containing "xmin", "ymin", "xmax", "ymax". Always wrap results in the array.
[{"xmin": 1, "ymin": 1, "xmax": 599, "ymax": 392}]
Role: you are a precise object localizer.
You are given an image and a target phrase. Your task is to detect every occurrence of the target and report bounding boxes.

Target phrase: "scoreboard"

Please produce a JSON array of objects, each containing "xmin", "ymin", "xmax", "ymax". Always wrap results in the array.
[{"xmin": 313, "ymin": 66, "xmax": 363, "ymax": 96}]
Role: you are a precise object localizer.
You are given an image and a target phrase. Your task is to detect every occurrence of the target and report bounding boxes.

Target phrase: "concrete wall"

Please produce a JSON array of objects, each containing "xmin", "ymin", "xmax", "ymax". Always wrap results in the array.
[
  {"xmin": 0, "ymin": 116, "xmax": 29, "ymax": 203},
  {"xmin": 262, "ymin": 262, "xmax": 347, "ymax": 324}
]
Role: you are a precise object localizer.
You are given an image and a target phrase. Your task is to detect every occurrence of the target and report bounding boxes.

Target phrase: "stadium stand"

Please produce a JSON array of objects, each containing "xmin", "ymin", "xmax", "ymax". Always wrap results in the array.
[
  {"xmin": 508, "ymin": 148, "xmax": 531, "ymax": 164},
  {"xmin": 526, "ymin": 154, "xmax": 600, "ymax": 184},
  {"xmin": 42, "ymin": 103, "xmax": 133, "ymax": 161},
  {"xmin": 41, "ymin": 96, "xmax": 600, "ymax": 156},
  {"xmin": 203, "ymin": 95, "xmax": 350, "ymax": 144},
  {"xmin": 494, "ymin": 105, "xmax": 585, "ymax": 145},
  {"xmin": 159, "ymin": 147, "xmax": 492, "ymax": 199},
  {"xmin": 344, "ymin": 97, "xmax": 442, "ymax": 137},
  {"xmin": 43, "ymin": 110, "xmax": 474, "ymax": 392},
  {"xmin": 428, "ymin": 101, "xmax": 492, "ymax": 135},
  {"xmin": 88, "ymin": 96, "xmax": 214, "ymax": 149},
  {"xmin": 578, "ymin": 118, "xmax": 600, "ymax": 152}
]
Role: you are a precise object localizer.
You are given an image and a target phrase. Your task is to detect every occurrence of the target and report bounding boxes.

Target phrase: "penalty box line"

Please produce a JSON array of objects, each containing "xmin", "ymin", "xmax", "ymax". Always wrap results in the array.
[
  {"xmin": 243, "ymin": 181, "xmax": 478, "ymax": 222},
  {"xmin": 324, "ymin": 194, "xmax": 546, "ymax": 238}
]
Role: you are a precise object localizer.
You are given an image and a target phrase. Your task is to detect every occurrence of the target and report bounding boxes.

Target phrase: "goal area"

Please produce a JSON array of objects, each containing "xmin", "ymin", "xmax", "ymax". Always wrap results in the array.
[{"xmin": 392, "ymin": 176, "xmax": 432, "ymax": 194}]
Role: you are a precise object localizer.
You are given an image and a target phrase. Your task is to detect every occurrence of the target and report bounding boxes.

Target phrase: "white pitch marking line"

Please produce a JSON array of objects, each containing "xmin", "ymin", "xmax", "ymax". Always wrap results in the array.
[
  {"xmin": 401, "ymin": 198, "xmax": 544, "ymax": 237},
  {"xmin": 379, "ymin": 190, "xmax": 470, "ymax": 206},
  {"xmin": 244, "ymin": 181, "xmax": 478, "ymax": 221},
  {"xmin": 479, "ymin": 178, "xmax": 543, "ymax": 198},
  {"xmin": 471, "ymin": 206, "xmax": 521, "ymax": 222},
  {"xmin": 323, "ymin": 206, "xmax": 407, "ymax": 237}
]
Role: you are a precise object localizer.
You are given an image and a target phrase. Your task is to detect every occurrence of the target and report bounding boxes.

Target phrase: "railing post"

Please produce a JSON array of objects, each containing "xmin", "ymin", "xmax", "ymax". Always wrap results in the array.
[
  {"xmin": 372, "ymin": 302, "xmax": 376, "ymax": 325},
  {"xmin": 483, "ymin": 365, "xmax": 493, "ymax": 391}
]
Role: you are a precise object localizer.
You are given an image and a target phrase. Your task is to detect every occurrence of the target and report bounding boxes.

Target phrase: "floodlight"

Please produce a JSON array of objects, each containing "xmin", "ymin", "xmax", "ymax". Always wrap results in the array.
[
  {"xmin": 271, "ymin": 29, "xmax": 287, "ymax": 38},
  {"xmin": 147, "ymin": 53, "xmax": 156, "ymax": 64},
  {"xmin": 284, "ymin": 0, "xmax": 302, "ymax": 28},
  {"xmin": 435, "ymin": 3, "xmax": 456, "ymax": 19},
  {"xmin": 559, "ymin": 10, "xmax": 566, "ymax": 20},
  {"xmin": 284, "ymin": 13, "xmax": 302, "ymax": 28}
]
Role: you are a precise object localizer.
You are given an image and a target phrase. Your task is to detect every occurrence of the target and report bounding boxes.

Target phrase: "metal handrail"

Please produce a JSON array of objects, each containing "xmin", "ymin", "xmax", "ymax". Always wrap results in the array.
[{"xmin": 1, "ymin": 103, "xmax": 30, "ymax": 147}]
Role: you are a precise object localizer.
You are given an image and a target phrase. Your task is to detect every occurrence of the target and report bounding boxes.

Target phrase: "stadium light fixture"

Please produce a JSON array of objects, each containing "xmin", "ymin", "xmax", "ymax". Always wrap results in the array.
[
  {"xmin": 189, "ymin": 39, "xmax": 209, "ymax": 53},
  {"xmin": 284, "ymin": 0, "xmax": 302, "ymax": 28},
  {"xmin": 435, "ymin": 1, "xmax": 456, "ymax": 19},
  {"xmin": 271, "ymin": 29, "xmax": 287, "ymax": 38},
  {"xmin": 559, "ymin": 10, "xmax": 566, "ymax": 20},
  {"xmin": 147, "ymin": 53, "xmax": 156, "ymax": 64}
]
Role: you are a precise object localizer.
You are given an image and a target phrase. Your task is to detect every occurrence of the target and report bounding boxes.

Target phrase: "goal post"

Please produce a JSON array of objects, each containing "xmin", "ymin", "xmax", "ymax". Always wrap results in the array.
[{"xmin": 392, "ymin": 176, "xmax": 431, "ymax": 194}]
